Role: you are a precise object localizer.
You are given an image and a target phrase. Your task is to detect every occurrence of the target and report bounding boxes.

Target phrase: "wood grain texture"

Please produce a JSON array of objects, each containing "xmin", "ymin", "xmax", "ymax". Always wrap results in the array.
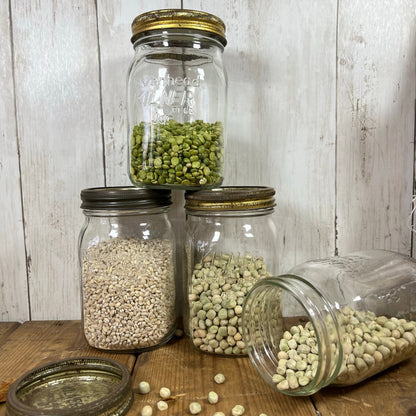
[
  {"xmin": 336, "ymin": 0, "xmax": 416, "ymax": 256},
  {"xmin": 9, "ymin": 0, "xmax": 105, "ymax": 319},
  {"xmin": 0, "ymin": 1, "xmax": 29, "ymax": 322},
  {"xmin": 186, "ymin": 0, "xmax": 338, "ymax": 273},
  {"xmin": 0, "ymin": 322, "xmax": 19, "ymax": 344},
  {"xmin": 129, "ymin": 336, "xmax": 316, "ymax": 416},
  {"xmin": 0, "ymin": 321, "xmax": 136, "ymax": 378},
  {"xmin": 0, "ymin": 322, "xmax": 415, "ymax": 415},
  {"xmin": 312, "ymin": 355, "xmax": 416, "ymax": 416}
]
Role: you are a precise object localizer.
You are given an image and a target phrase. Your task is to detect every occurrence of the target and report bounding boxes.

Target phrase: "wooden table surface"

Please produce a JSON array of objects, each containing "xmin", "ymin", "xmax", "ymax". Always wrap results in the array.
[{"xmin": 0, "ymin": 321, "xmax": 415, "ymax": 416}]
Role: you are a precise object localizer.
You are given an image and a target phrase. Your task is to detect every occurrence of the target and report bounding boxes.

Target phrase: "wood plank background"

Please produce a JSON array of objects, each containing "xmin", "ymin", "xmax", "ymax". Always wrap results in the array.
[{"xmin": 1, "ymin": 0, "xmax": 415, "ymax": 321}]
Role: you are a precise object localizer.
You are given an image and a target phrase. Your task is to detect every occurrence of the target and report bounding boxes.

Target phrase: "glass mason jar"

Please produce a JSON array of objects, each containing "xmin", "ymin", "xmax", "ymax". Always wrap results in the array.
[
  {"xmin": 184, "ymin": 186, "xmax": 278, "ymax": 356},
  {"xmin": 79, "ymin": 187, "xmax": 176, "ymax": 352},
  {"xmin": 242, "ymin": 250, "xmax": 416, "ymax": 395},
  {"xmin": 127, "ymin": 9, "xmax": 228, "ymax": 190}
]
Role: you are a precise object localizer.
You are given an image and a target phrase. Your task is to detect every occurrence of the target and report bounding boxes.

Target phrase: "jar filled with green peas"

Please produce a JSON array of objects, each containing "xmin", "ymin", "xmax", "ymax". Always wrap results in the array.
[
  {"xmin": 184, "ymin": 186, "xmax": 279, "ymax": 356},
  {"xmin": 242, "ymin": 250, "xmax": 416, "ymax": 395},
  {"xmin": 127, "ymin": 9, "xmax": 227, "ymax": 190}
]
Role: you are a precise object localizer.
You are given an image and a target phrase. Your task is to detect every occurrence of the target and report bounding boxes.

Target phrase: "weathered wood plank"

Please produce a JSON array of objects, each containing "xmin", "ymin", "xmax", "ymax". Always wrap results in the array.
[
  {"xmin": 0, "ymin": 321, "xmax": 136, "ymax": 377},
  {"xmin": 1, "ymin": 0, "xmax": 416, "ymax": 322},
  {"xmin": 129, "ymin": 336, "xmax": 316, "ymax": 415},
  {"xmin": 312, "ymin": 355, "xmax": 416, "ymax": 416},
  {"xmin": 9, "ymin": 0, "xmax": 105, "ymax": 319},
  {"xmin": 185, "ymin": 0, "xmax": 338, "ymax": 272},
  {"xmin": 0, "ymin": 322, "xmax": 20, "ymax": 344},
  {"xmin": 336, "ymin": 0, "xmax": 416, "ymax": 255},
  {"xmin": 1, "ymin": 322, "xmax": 415, "ymax": 415},
  {"xmin": 0, "ymin": 1, "xmax": 29, "ymax": 322}
]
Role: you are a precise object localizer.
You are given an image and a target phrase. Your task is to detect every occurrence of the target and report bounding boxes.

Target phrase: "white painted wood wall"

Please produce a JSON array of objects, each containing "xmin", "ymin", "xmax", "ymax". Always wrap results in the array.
[{"xmin": 1, "ymin": 0, "xmax": 415, "ymax": 321}]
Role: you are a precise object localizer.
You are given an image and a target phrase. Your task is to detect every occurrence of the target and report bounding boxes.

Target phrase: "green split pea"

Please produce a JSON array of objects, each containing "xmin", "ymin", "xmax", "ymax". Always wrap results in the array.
[
  {"xmin": 130, "ymin": 119, "xmax": 224, "ymax": 187},
  {"xmin": 189, "ymin": 253, "xmax": 271, "ymax": 355}
]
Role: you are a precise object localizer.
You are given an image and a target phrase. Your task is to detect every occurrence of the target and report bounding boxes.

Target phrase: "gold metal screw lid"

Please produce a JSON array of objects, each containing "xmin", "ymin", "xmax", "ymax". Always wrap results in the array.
[
  {"xmin": 131, "ymin": 9, "xmax": 226, "ymax": 45},
  {"xmin": 185, "ymin": 186, "xmax": 276, "ymax": 212},
  {"xmin": 6, "ymin": 357, "xmax": 133, "ymax": 416}
]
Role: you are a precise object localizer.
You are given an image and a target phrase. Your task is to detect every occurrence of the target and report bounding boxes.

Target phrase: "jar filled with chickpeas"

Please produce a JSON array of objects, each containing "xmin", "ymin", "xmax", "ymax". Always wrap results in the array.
[
  {"xmin": 79, "ymin": 187, "xmax": 176, "ymax": 352},
  {"xmin": 242, "ymin": 250, "xmax": 416, "ymax": 395},
  {"xmin": 184, "ymin": 186, "xmax": 278, "ymax": 356}
]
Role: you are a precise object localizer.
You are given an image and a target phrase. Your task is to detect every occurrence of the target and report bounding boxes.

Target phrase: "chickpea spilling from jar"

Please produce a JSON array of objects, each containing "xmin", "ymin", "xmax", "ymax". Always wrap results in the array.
[
  {"xmin": 189, "ymin": 253, "xmax": 271, "ymax": 355},
  {"xmin": 273, "ymin": 306, "xmax": 416, "ymax": 391}
]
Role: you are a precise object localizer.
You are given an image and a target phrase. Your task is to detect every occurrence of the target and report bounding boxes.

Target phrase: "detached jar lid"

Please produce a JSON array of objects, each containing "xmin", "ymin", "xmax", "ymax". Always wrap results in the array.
[
  {"xmin": 131, "ymin": 9, "xmax": 227, "ymax": 45},
  {"xmin": 80, "ymin": 186, "xmax": 172, "ymax": 210},
  {"xmin": 185, "ymin": 186, "xmax": 276, "ymax": 211},
  {"xmin": 6, "ymin": 357, "xmax": 133, "ymax": 416}
]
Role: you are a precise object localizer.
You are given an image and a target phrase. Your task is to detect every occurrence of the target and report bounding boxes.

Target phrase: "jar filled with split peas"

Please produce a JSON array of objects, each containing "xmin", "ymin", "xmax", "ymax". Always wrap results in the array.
[
  {"xmin": 242, "ymin": 250, "xmax": 416, "ymax": 395},
  {"xmin": 127, "ymin": 9, "xmax": 228, "ymax": 190},
  {"xmin": 184, "ymin": 186, "xmax": 278, "ymax": 356}
]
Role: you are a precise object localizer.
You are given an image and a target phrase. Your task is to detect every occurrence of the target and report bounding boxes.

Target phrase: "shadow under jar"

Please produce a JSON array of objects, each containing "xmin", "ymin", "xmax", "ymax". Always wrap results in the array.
[
  {"xmin": 242, "ymin": 250, "xmax": 416, "ymax": 395},
  {"xmin": 79, "ymin": 187, "xmax": 176, "ymax": 352},
  {"xmin": 127, "ymin": 9, "xmax": 228, "ymax": 190},
  {"xmin": 184, "ymin": 186, "xmax": 279, "ymax": 356}
]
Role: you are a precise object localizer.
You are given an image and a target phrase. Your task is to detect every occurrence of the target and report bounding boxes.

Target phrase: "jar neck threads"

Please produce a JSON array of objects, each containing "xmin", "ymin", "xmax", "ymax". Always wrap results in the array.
[
  {"xmin": 133, "ymin": 31, "xmax": 225, "ymax": 51},
  {"xmin": 242, "ymin": 275, "xmax": 344, "ymax": 396},
  {"xmin": 82, "ymin": 206, "xmax": 170, "ymax": 217}
]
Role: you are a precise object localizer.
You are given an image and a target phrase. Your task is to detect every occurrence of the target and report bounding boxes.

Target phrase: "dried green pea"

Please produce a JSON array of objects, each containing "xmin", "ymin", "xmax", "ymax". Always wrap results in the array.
[
  {"xmin": 189, "ymin": 402, "xmax": 202, "ymax": 414},
  {"xmin": 208, "ymin": 391, "xmax": 219, "ymax": 404},
  {"xmin": 141, "ymin": 405, "xmax": 153, "ymax": 416},
  {"xmin": 130, "ymin": 120, "xmax": 223, "ymax": 187},
  {"xmin": 214, "ymin": 373, "xmax": 226, "ymax": 384},
  {"xmin": 231, "ymin": 405, "xmax": 245, "ymax": 416},
  {"xmin": 159, "ymin": 387, "xmax": 171, "ymax": 399},
  {"xmin": 157, "ymin": 401, "xmax": 168, "ymax": 411},
  {"xmin": 138, "ymin": 381, "xmax": 151, "ymax": 394}
]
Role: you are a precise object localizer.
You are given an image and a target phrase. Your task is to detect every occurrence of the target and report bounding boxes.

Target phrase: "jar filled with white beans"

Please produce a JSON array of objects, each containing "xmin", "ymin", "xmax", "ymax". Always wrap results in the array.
[{"xmin": 242, "ymin": 250, "xmax": 416, "ymax": 395}]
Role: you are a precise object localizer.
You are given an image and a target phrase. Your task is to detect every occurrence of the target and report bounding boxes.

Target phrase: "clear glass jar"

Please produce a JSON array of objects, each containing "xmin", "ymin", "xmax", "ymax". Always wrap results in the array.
[
  {"xmin": 79, "ymin": 187, "xmax": 176, "ymax": 352},
  {"xmin": 184, "ymin": 186, "xmax": 278, "ymax": 356},
  {"xmin": 127, "ymin": 9, "xmax": 227, "ymax": 190},
  {"xmin": 242, "ymin": 250, "xmax": 416, "ymax": 395}
]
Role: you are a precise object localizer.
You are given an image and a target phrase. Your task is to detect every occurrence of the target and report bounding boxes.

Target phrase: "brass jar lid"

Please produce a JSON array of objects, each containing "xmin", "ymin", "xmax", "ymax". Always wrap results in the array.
[
  {"xmin": 131, "ymin": 9, "xmax": 226, "ymax": 45},
  {"xmin": 6, "ymin": 357, "xmax": 133, "ymax": 416},
  {"xmin": 185, "ymin": 186, "xmax": 276, "ymax": 212}
]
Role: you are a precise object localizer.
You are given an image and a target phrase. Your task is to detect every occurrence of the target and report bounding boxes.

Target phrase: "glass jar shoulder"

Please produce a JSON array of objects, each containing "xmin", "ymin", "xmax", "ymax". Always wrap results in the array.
[
  {"xmin": 128, "ymin": 47, "xmax": 225, "ymax": 86},
  {"xmin": 186, "ymin": 211, "xmax": 277, "ymax": 246},
  {"xmin": 79, "ymin": 212, "xmax": 174, "ymax": 250},
  {"xmin": 288, "ymin": 250, "xmax": 416, "ymax": 319}
]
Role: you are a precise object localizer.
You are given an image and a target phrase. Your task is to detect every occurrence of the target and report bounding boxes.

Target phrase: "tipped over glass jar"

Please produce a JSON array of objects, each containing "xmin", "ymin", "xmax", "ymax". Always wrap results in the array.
[
  {"xmin": 127, "ymin": 9, "xmax": 228, "ymax": 190},
  {"xmin": 242, "ymin": 250, "xmax": 416, "ymax": 395}
]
